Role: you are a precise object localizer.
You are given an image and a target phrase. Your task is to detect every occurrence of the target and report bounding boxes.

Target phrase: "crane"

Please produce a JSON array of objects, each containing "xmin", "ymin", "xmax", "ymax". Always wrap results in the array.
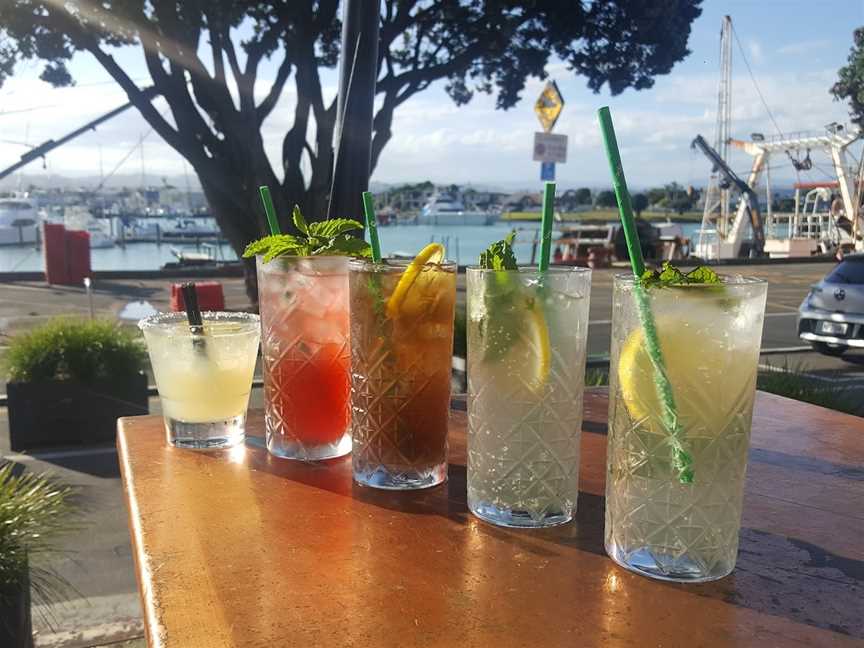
[
  {"xmin": 691, "ymin": 134, "xmax": 764, "ymax": 258},
  {"xmin": 0, "ymin": 86, "xmax": 158, "ymax": 182}
]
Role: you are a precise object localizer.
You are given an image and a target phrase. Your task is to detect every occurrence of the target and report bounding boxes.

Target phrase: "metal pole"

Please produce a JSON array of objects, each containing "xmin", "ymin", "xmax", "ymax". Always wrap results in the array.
[
  {"xmin": 328, "ymin": 0, "xmax": 380, "ymax": 222},
  {"xmin": 83, "ymin": 277, "xmax": 95, "ymax": 320}
]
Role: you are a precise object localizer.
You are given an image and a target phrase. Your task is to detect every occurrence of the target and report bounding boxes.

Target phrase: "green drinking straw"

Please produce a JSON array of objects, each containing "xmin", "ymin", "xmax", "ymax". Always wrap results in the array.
[
  {"xmin": 597, "ymin": 106, "xmax": 694, "ymax": 484},
  {"xmin": 361, "ymin": 191, "xmax": 382, "ymax": 263},
  {"xmin": 258, "ymin": 185, "xmax": 281, "ymax": 235},
  {"xmin": 539, "ymin": 181, "xmax": 555, "ymax": 271}
]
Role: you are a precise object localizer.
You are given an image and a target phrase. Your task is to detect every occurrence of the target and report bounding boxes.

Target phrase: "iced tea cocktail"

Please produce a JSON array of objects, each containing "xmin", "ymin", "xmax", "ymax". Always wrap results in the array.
[
  {"xmin": 257, "ymin": 256, "xmax": 352, "ymax": 460},
  {"xmin": 467, "ymin": 266, "xmax": 591, "ymax": 527},
  {"xmin": 349, "ymin": 248, "xmax": 456, "ymax": 489},
  {"xmin": 605, "ymin": 274, "xmax": 767, "ymax": 582},
  {"xmin": 139, "ymin": 312, "xmax": 260, "ymax": 449}
]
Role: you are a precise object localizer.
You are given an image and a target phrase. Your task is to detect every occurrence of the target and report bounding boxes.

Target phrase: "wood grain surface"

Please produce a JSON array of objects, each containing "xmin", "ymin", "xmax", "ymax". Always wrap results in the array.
[{"xmin": 118, "ymin": 389, "xmax": 864, "ymax": 647}]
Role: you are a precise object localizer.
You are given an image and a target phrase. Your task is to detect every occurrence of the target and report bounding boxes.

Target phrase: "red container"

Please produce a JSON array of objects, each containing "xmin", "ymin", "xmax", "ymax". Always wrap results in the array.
[
  {"xmin": 170, "ymin": 282, "xmax": 225, "ymax": 312},
  {"xmin": 66, "ymin": 230, "xmax": 92, "ymax": 284},
  {"xmin": 43, "ymin": 223, "xmax": 69, "ymax": 285}
]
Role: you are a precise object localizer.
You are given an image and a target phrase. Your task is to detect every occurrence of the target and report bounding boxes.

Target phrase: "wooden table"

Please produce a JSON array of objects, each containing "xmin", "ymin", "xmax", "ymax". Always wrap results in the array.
[{"xmin": 118, "ymin": 389, "xmax": 863, "ymax": 647}]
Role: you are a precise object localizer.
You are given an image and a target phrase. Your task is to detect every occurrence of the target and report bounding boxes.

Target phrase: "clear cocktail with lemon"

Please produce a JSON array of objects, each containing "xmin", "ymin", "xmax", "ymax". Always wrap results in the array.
[
  {"xmin": 605, "ymin": 273, "xmax": 767, "ymax": 581},
  {"xmin": 349, "ymin": 243, "xmax": 456, "ymax": 489},
  {"xmin": 466, "ymin": 236, "xmax": 591, "ymax": 527}
]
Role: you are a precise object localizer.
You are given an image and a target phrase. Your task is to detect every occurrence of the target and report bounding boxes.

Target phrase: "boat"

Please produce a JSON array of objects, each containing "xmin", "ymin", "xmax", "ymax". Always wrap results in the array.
[
  {"xmin": 166, "ymin": 242, "xmax": 228, "ymax": 267},
  {"xmin": 160, "ymin": 217, "xmax": 221, "ymax": 239},
  {"xmin": 63, "ymin": 206, "xmax": 116, "ymax": 248},
  {"xmin": 0, "ymin": 194, "xmax": 40, "ymax": 246},
  {"xmin": 417, "ymin": 192, "xmax": 495, "ymax": 226}
]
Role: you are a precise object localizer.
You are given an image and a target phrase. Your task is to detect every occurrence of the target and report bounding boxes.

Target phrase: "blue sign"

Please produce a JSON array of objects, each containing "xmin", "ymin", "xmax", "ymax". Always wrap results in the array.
[{"xmin": 540, "ymin": 161, "xmax": 555, "ymax": 181}]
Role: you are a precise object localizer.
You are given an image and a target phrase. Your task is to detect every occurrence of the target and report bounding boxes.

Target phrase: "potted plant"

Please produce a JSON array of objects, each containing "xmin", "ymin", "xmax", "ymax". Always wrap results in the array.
[
  {"xmin": 0, "ymin": 462, "xmax": 75, "ymax": 647},
  {"xmin": 5, "ymin": 319, "xmax": 149, "ymax": 451}
]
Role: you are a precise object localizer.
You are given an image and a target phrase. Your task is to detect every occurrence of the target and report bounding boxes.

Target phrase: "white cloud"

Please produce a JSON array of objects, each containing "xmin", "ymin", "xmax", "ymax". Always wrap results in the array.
[
  {"xmin": 777, "ymin": 40, "xmax": 832, "ymax": 56},
  {"xmin": 748, "ymin": 40, "xmax": 765, "ymax": 65}
]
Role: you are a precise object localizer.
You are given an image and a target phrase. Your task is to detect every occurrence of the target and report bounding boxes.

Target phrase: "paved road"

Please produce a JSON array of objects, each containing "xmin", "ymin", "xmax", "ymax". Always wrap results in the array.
[{"xmin": 1, "ymin": 261, "xmax": 863, "ymax": 645}]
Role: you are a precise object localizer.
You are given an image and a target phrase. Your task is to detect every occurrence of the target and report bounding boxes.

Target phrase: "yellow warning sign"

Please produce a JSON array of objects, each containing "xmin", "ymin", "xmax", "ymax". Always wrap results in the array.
[{"xmin": 534, "ymin": 81, "xmax": 564, "ymax": 133}]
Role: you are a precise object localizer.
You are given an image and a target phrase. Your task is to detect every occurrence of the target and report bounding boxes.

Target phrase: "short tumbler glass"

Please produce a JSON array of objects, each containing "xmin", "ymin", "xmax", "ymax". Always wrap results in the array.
[
  {"xmin": 605, "ymin": 275, "xmax": 767, "ymax": 582},
  {"xmin": 466, "ymin": 266, "xmax": 591, "ymax": 527},
  {"xmin": 139, "ymin": 311, "xmax": 260, "ymax": 449}
]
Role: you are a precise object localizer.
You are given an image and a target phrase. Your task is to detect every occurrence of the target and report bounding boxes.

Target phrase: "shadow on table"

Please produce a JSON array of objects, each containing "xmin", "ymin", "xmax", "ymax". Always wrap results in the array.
[{"xmin": 224, "ymin": 426, "xmax": 864, "ymax": 640}]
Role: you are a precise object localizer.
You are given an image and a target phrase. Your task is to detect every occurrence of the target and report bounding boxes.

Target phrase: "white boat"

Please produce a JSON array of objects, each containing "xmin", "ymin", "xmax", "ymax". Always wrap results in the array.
[
  {"xmin": 64, "ymin": 206, "xmax": 116, "ymax": 248},
  {"xmin": 0, "ymin": 195, "xmax": 40, "ymax": 246},
  {"xmin": 417, "ymin": 193, "xmax": 495, "ymax": 226},
  {"xmin": 161, "ymin": 217, "xmax": 221, "ymax": 238}
]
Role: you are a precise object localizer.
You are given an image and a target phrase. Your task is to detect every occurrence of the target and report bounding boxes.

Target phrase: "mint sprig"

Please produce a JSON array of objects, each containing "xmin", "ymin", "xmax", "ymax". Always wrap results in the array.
[
  {"xmin": 640, "ymin": 261, "xmax": 720, "ymax": 288},
  {"xmin": 243, "ymin": 205, "xmax": 372, "ymax": 262},
  {"xmin": 476, "ymin": 231, "xmax": 525, "ymax": 362},
  {"xmin": 479, "ymin": 231, "xmax": 518, "ymax": 271}
]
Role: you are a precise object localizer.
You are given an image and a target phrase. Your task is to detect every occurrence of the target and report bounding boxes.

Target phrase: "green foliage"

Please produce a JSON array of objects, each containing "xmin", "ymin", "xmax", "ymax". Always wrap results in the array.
[
  {"xmin": 575, "ymin": 188, "xmax": 592, "ymax": 205},
  {"xmin": 640, "ymin": 262, "xmax": 720, "ymax": 288},
  {"xmin": 243, "ymin": 206, "xmax": 370, "ymax": 261},
  {"xmin": 0, "ymin": 463, "xmax": 76, "ymax": 606},
  {"xmin": 5, "ymin": 319, "xmax": 147, "ymax": 383},
  {"xmin": 478, "ymin": 231, "xmax": 518, "ymax": 270},
  {"xmin": 595, "ymin": 190, "xmax": 618, "ymax": 208},
  {"xmin": 585, "ymin": 367, "xmax": 609, "ymax": 386},
  {"xmin": 758, "ymin": 362, "xmax": 862, "ymax": 416},
  {"xmin": 832, "ymin": 27, "xmax": 864, "ymax": 129}
]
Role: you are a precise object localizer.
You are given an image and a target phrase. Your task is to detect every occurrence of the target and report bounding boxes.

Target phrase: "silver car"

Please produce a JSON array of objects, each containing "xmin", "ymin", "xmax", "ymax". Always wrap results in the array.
[{"xmin": 798, "ymin": 254, "xmax": 864, "ymax": 357}]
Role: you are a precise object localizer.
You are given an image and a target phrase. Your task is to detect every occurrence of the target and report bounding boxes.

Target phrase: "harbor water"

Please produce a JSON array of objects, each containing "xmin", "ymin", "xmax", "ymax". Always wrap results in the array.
[{"xmin": 0, "ymin": 222, "xmax": 703, "ymax": 272}]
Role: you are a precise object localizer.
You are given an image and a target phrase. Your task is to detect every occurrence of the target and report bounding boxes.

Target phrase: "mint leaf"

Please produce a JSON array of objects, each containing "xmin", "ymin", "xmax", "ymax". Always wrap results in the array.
[
  {"xmin": 309, "ymin": 218, "xmax": 363, "ymax": 239},
  {"xmin": 685, "ymin": 265, "xmax": 720, "ymax": 284},
  {"xmin": 319, "ymin": 234, "xmax": 372, "ymax": 257},
  {"xmin": 243, "ymin": 235, "xmax": 284, "ymax": 258},
  {"xmin": 640, "ymin": 261, "xmax": 721, "ymax": 288},
  {"xmin": 244, "ymin": 207, "xmax": 370, "ymax": 261},
  {"xmin": 292, "ymin": 204, "xmax": 309, "ymax": 235},
  {"xmin": 479, "ymin": 231, "xmax": 518, "ymax": 270},
  {"xmin": 262, "ymin": 238, "xmax": 310, "ymax": 262}
]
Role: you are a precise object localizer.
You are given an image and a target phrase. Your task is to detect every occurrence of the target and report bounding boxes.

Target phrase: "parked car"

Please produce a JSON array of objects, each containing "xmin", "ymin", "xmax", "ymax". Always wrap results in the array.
[{"xmin": 798, "ymin": 254, "xmax": 864, "ymax": 357}]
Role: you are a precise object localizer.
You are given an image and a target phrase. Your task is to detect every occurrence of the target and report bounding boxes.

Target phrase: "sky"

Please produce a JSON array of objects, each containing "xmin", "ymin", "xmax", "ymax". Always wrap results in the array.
[{"xmin": 0, "ymin": 0, "xmax": 863, "ymax": 191}]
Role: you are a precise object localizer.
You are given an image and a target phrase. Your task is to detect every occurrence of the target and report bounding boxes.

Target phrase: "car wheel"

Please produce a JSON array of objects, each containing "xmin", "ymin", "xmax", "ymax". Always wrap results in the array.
[{"xmin": 810, "ymin": 341, "xmax": 848, "ymax": 357}]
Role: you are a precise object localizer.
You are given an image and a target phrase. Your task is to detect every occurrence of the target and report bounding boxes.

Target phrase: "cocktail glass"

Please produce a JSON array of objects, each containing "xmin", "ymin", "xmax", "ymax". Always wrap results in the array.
[
  {"xmin": 466, "ymin": 266, "xmax": 591, "ymax": 527},
  {"xmin": 349, "ymin": 258, "xmax": 456, "ymax": 489},
  {"xmin": 605, "ymin": 274, "xmax": 768, "ymax": 582},
  {"xmin": 257, "ymin": 256, "xmax": 352, "ymax": 460},
  {"xmin": 139, "ymin": 311, "xmax": 260, "ymax": 449}
]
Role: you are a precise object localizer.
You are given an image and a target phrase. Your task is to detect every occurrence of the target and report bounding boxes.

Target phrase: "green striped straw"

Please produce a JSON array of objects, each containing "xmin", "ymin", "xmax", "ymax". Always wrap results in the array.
[
  {"xmin": 258, "ymin": 186, "xmax": 281, "ymax": 235},
  {"xmin": 361, "ymin": 191, "xmax": 382, "ymax": 263},
  {"xmin": 597, "ymin": 106, "xmax": 694, "ymax": 484},
  {"xmin": 539, "ymin": 181, "xmax": 555, "ymax": 271}
]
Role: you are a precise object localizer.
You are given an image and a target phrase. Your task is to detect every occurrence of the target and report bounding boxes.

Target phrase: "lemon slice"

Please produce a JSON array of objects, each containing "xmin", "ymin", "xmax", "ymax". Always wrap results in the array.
[
  {"xmin": 617, "ymin": 315, "xmax": 756, "ymax": 433},
  {"xmin": 521, "ymin": 302, "xmax": 551, "ymax": 393},
  {"xmin": 386, "ymin": 243, "xmax": 445, "ymax": 318}
]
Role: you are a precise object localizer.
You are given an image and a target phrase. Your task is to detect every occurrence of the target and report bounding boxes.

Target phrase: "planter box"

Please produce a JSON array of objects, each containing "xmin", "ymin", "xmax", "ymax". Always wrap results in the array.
[
  {"xmin": 6, "ymin": 373, "xmax": 148, "ymax": 451},
  {"xmin": 0, "ymin": 572, "xmax": 32, "ymax": 648}
]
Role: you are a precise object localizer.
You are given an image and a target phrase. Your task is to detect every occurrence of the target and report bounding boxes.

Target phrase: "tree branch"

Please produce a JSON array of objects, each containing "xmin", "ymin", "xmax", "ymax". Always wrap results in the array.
[
  {"xmin": 209, "ymin": 24, "xmax": 226, "ymax": 87},
  {"xmin": 256, "ymin": 52, "xmax": 292, "ymax": 124}
]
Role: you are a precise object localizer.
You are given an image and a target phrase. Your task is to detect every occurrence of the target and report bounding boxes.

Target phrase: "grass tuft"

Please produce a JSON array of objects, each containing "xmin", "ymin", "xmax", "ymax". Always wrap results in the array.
[
  {"xmin": 0, "ymin": 463, "xmax": 77, "ymax": 613},
  {"xmin": 4, "ymin": 318, "xmax": 147, "ymax": 383},
  {"xmin": 757, "ymin": 361, "xmax": 861, "ymax": 416}
]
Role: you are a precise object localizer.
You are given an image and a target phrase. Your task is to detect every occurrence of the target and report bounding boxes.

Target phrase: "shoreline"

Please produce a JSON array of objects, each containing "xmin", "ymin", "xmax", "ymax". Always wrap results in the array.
[{"xmin": 0, "ymin": 253, "xmax": 840, "ymax": 284}]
